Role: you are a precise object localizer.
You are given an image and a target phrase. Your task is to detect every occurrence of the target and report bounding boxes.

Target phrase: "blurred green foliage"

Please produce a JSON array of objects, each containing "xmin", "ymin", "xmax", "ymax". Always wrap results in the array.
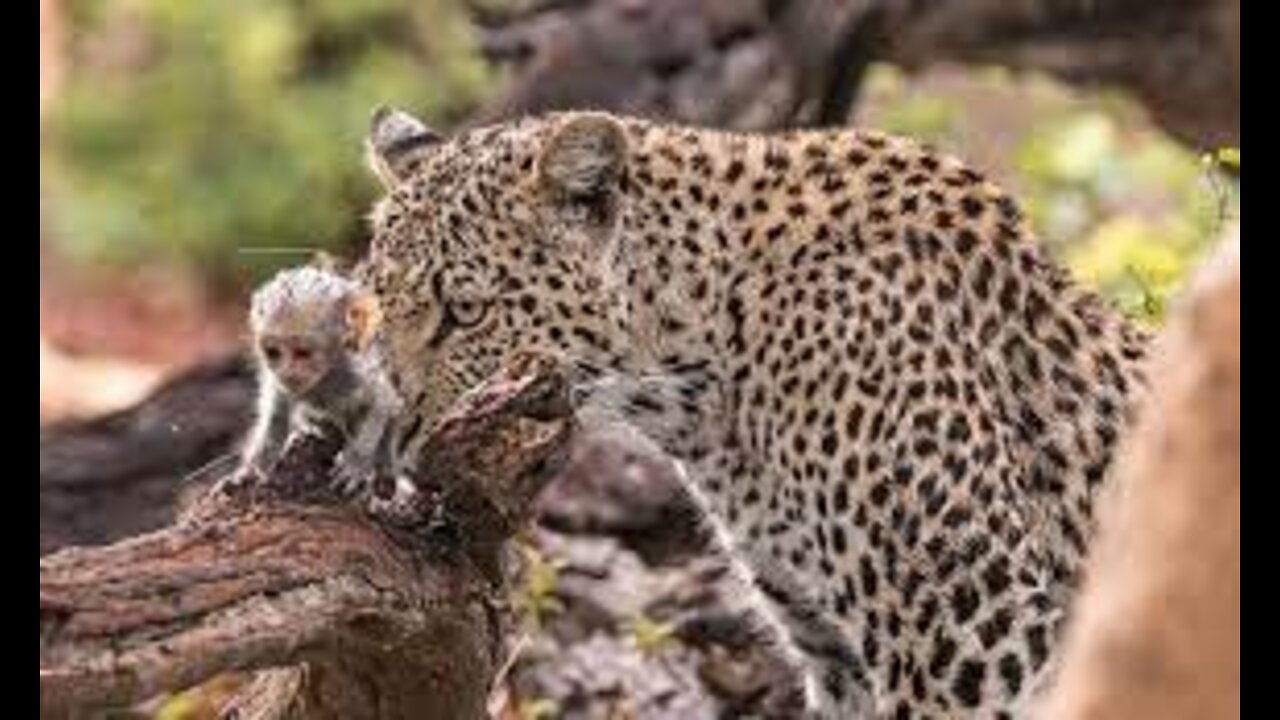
[
  {"xmin": 43, "ymin": 18, "xmax": 1237, "ymax": 318},
  {"xmin": 1211, "ymin": 146, "xmax": 1240, "ymax": 172},
  {"xmin": 153, "ymin": 691, "xmax": 197, "ymax": 720},
  {"xmin": 42, "ymin": 0, "xmax": 493, "ymax": 289},
  {"xmin": 623, "ymin": 614, "xmax": 679, "ymax": 657},
  {"xmin": 864, "ymin": 64, "xmax": 1239, "ymax": 326},
  {"xmin": 512, "ymin": 697, "xmax": 561, "ymax": 720},
  {"xmin": 1016, "ymin": 114, "xmax": 1238, "ymax": 323},
  {"xmin": 512, "ymin": 542, "xmax": 565, "ymax": 629},
  {"xmin": 861, "ymin": 66, "xmax": 959, "ymax": 143}
]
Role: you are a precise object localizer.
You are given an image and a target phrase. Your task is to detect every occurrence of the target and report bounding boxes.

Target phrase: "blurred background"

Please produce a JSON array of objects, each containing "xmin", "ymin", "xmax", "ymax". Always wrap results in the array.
[{"xmin": 39, "ymin": 1, "xmax": 1239, "ymax": 717}]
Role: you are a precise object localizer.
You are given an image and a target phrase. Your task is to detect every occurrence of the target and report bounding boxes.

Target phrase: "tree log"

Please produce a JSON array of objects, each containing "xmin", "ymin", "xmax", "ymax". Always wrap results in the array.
[
  {"xmin": 39, "ymin": 355, "xmax": 257, "ymax": 555},
  {"xmin": 469, "ymin": 0, "xmax": 1239, "ymax": 148},
  {"xmin": 40, "ymin": 353, "xmax": 574, "ymax": 720}
]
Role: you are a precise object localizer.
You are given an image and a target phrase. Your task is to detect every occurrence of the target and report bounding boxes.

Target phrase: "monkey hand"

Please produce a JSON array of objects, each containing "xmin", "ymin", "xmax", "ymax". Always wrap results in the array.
[
  {"xmin": 333, "ymin": 450, "xmax": 378, "ymax": 499},
  {"xmin": 228, "ymin": 463, "xmax": 265, "ymax": 491}
]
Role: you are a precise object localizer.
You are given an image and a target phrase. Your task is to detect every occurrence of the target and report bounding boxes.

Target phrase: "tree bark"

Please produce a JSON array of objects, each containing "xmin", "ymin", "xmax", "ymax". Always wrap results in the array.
[
  {"xmin": 40, "ymin": 353, "xmax": 574, "ymax": 720},
  {"xmin": 881, "ymin": 0, "xmax": 1240, "ymax": 150},
  {"xmin": 469, "ymin": 0, "xmax": 1239, "ymax": 148}
]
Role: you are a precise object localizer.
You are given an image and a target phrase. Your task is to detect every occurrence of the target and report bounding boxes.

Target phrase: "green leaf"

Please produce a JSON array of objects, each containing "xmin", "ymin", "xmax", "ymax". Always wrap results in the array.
[
  {"xmin": 623, "ymin": 615, "xmax": 678, "ymax": 657},
  {"xmin": 1216, "ymin": 147, "xmax": 1240, "ymax": 170}
]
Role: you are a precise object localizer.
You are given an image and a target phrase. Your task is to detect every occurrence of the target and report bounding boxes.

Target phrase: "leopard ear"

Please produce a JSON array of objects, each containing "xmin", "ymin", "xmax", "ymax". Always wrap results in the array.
[
  {"xmin": 366, "ymin": 106, "xmax": 443, "ymax": 189},
  {"xmin": 343, "ymin": 290, "xmax": 383, "ymax": 351},
  {"xmin": 538, "ymin": 113, "xmax": 627, "ymax": 225}
]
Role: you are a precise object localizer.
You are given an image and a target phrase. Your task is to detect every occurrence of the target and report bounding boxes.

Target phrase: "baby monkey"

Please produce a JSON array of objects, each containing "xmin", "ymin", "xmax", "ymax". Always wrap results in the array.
[{"xmin": 240, "ymin": 263, "xmax": 402, "ymax": 497}]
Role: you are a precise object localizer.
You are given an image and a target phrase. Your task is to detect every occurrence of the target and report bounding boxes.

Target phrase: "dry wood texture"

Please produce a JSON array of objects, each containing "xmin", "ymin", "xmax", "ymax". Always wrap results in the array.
[
  {"xmin": 471, "ymin": 0, "xmax": 1239, "ymax": 147},
  {"xmin": 40, "ymin": 353, "xmax": 574, "ymax": 720}
]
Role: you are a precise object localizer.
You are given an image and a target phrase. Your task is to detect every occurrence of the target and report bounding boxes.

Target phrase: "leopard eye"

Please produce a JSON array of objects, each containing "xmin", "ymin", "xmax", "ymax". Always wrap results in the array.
[
  {"xmin": 428, "ymin": 269, "xmax": 492, "ymax": 347},
  {"xmin": 427, "ymin": 297, "xmax": 488, "ymax": 349},
  {"xmin": 447, "ymin": 297, "xmax": 487, "ymax": 328}
]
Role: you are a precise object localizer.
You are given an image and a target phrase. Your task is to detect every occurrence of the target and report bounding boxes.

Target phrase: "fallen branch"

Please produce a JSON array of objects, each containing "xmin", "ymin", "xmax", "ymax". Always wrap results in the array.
[
  {"xmin": 468, "ymin": 0, "xmax": 1238, "ymax": 148},
  {"xmin": 39, "ymin": 352, "xmax": 574, "ymax": 720}
]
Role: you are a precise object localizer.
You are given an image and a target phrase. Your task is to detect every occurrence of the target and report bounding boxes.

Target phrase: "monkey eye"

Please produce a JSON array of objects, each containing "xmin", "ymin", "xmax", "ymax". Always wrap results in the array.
[
  {"xmin": 292, "ymin": 346, "xmax": 315, "ymax": 363},
  {"xmin": 262, "ymin": 344, "xmax": 282, "ymax": 363}
]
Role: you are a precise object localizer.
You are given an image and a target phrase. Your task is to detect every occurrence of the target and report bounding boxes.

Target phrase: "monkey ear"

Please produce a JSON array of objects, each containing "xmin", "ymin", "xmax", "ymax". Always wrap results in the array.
[
  {"xmin": 344, "ymin": 291, "xmax": 383, "ymax": 351},
  {"xmin": 366, "ymin": 106, "xmax": 443, "ymax": 189},
  {"xmin": 538, "ymin": 113, "xmax": 628, "ymax": 221}
]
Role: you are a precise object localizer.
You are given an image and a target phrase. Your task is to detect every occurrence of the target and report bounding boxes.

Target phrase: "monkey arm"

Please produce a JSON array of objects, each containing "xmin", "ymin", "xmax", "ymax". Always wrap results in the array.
[
  {"xmin": 241, "ymin": 380, "xmax": 294, "ymax": 473},
  {"xmin": 39, "ymin": 352, "xmax": 574, "ymax": 720},
  {"xmin": 333, "ymin": 364, "xmax": 403, "ymax": 497},
  {"xmin": 352, "ymin": 382, "xmax": 401, "ymax": 467}
]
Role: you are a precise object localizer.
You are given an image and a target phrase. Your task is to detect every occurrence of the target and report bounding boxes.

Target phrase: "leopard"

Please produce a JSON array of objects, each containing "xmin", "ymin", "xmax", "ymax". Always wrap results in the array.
[{"xmin": 353, "ymin": 106, "xmax": 1150, "ymax": 718}]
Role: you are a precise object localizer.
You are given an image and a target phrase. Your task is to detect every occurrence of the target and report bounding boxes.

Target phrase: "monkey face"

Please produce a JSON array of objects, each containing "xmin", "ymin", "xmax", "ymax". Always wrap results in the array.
[{"xmin": 258, "ymin": 334, "xmax": 334, "ymax": 396}]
